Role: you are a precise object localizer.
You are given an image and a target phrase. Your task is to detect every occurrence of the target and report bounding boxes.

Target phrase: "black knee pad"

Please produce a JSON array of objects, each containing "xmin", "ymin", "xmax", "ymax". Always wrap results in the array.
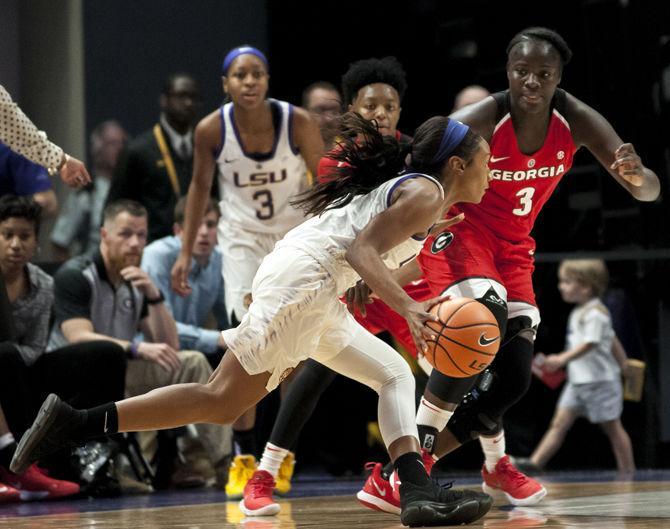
[
  {"xmin": 447, "ymin": 402, "xmax": 503, "ymax": 444},
  {"xmin": 426, "ymin": 369, "xmax": 478, "ymax": 404},
  {"xmin": 447, "ymin": 317, "xmax": 536, "ymax": 443},
  {"xmin": 485, "ymin": 328, "xmax": 535, "ymax": 414},
  {"xmin": 423, "ymin": 288, "xmax": 508, "ymax": 405}
]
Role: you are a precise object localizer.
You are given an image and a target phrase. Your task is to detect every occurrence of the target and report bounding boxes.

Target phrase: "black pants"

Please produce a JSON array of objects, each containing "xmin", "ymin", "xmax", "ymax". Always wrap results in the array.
[
  {"xmin": 0, "ymin": 341, "xmax": 126, "ymax": 438},
  {"xmin": 0, "ymin": 271, "xmax": 14, "ymax": 342}
]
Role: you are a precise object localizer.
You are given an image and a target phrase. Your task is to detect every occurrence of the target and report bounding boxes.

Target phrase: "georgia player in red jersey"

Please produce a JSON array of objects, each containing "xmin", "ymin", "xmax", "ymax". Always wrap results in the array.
[{"xmin": 355, "ymin": 26, "xmax": 659, "ymax": 513}]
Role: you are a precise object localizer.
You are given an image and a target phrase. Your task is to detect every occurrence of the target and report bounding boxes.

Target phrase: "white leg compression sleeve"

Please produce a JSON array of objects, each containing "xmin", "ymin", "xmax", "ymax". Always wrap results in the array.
[{"xmin": 315, "ymin": 328, "xmax": 418, "ymax": 447}]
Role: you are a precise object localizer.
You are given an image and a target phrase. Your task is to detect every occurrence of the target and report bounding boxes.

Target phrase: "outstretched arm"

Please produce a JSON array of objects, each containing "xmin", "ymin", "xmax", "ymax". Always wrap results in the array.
[
  {"xmin": 568, "ymin": 93, "xmax": 660, "ymax": 202},
  {"xmin": 0, "ymin": 85, "xmax": 90, "ymax": 186}
]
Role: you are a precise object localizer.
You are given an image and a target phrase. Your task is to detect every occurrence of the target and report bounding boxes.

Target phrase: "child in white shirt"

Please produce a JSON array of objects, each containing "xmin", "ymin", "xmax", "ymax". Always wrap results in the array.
[{"xmin": 517, "ymin": 259, "xmax": 635, "ymax": 474}]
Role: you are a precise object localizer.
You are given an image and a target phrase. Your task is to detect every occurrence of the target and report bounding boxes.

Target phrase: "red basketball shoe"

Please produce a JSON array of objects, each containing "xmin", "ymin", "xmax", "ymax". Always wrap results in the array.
[
  {"xmin": 421, "ymin": 449, "xmax": 436, "ymax": 476},
  {"xmin": 0, "ymin": 464, "xmax": 79, "ymax": 500},
  {"xmin": 0, "ymin": 482, "xmax": 20, "ymax": 502},
  {"xmin": 239, "ymin": 470, "xmax": 280, "ymax": 516},
  {"xmin": 481, "ymin": 456, "xmax": 547, "ymax": 506},
  {"xmin": 356, "ymin": 462, "xmax": 400, "ymax": 515}
]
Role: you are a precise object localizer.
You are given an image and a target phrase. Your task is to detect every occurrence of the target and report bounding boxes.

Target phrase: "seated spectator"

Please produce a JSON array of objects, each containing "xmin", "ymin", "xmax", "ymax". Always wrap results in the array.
[
  {"xmin": 48, "ymin": 199, "xmax": 231, "ymax": 488},
  {"xmin": 51, "ymin": 121, "xmax": 128, "ymax": 261},
  {"xmin": 0, "ymin": 195, "xmax": 125, "ymax": 500},
  {"xmin": 142, "ymin": 196, "xmax": 228, "ymax": 367}
]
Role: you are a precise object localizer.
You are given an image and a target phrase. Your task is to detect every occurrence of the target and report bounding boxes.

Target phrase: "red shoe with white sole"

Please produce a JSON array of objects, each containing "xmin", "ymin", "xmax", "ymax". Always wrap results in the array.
[
  {"xmin": 356, "ymin": 462, "xmax": 400, "ymax": 515},
  {"xmin": 239, "ymin": 470, "xmax": 280, "ymax": 516},
  {"xmin": 481, "ymin": 456, "xmax": 547, "ymax": 506},
  {"xmin": 0, "ymin": 464, "xmax": 79, "ymax": 501}
]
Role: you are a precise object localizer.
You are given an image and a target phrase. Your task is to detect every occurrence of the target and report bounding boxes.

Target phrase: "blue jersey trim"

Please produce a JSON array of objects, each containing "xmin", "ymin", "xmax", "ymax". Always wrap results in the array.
[
  {"xmin": 213, "ymin": 105, "xmax": 226, "ymax": 159},
  {"xmin": 385, "ymin": 173, "xmax": 441, "ymax": 241},
  {"xmin": 230, "ymin": 99, "xmax": 281, "ymax": 162}
]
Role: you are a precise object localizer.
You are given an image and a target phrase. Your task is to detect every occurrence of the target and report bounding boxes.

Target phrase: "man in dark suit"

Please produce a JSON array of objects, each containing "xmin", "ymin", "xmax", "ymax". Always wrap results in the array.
[{"xmin": 107, "ymin": 73, "xmax": 201, "ymax": 242}]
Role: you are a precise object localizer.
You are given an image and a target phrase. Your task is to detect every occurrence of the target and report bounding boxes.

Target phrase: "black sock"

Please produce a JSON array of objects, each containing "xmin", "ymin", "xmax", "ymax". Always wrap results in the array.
[
  {"xmin": 0, "ymin": 442, "xmax": 16, "ymax": 469},
  {"xmin": 382, "ymin": 461, "xmax": 394, "ymax": 480},
  {"xmin": 72, "ymin": 402, "xmax": 119, "ymax": 440},
  {"xmin": 233, "ymin": 428, "xmax": 256, "ymax": 456},
  {"xmin": 394, "ymin": 452, "xmax": 430, "ymax": 487},
  {"xmin": 417, "ymin": 425, "xmax": 439, "ymax": 454}
]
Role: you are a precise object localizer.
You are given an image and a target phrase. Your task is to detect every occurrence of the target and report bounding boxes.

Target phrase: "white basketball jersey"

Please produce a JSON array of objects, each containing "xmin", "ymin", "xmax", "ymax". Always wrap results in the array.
[
  {"xmin": 216, "ymin": 99, "xmax": 308, "ymax": 234},
  {"xmin": 277, "ymin": 173, "xmax": 444, "ymax": 294}
]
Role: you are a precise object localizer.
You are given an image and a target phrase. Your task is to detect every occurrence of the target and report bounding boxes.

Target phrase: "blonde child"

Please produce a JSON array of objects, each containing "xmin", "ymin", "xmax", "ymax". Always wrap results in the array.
[{"xmin": 516, "ymin": 259, "xmax": 635, "ymax": 474}]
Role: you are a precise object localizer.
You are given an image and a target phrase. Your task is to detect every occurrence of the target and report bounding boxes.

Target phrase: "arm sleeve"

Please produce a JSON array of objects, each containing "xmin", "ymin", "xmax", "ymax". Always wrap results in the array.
[
  {"xmin": 52, "ymin": 266, "xmax": 93, "ymax": 324},
  {"xmin": 0, "ymin": 85, "xmax": 64, "ymax": 170}
]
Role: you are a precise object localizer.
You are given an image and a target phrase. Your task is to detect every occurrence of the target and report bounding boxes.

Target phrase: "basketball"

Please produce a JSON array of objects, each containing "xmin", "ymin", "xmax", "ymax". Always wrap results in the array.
[{"xmin": 424, "ymin": 297, "xmax": 501, "ymax": 377}]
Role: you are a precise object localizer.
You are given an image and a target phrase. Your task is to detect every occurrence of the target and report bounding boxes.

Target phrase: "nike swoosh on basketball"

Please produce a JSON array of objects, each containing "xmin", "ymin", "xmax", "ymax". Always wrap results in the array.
[
  {"xmin": 372, "ymin": 478, "xmax": 386, "ymax": 497},
  {"xmin": 224, "ymin": 158, "xmax": 238, "ymax": 163},
  {"xmin": 490, "ymin": 156, "xmax": 510, "ymax": 163},
  {"xmin": 478, "ymin": 334, "xmax": 500, "ymax": 347}
]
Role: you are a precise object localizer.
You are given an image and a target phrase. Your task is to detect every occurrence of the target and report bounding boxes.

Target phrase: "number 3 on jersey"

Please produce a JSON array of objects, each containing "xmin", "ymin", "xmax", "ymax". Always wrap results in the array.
[
  {"xmin": 513, "ymin": 187, "xmax": 535, "ymax": 216},
  {"xmin": 253, "ymin": 190, "xmax": 274, "ymax": 220}
]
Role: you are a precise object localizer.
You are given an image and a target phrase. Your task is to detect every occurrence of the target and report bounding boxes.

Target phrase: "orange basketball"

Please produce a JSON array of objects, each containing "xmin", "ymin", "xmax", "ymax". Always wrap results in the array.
[{"xmin": 424, "ymin": 297, "xmax": 500, "ymax": 377}]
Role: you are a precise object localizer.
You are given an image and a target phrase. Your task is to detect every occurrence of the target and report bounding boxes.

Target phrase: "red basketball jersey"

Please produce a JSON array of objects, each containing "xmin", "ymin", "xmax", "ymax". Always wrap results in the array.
[{"xmin": 458, "ymin": 89, "xmax": 577, "ymax": 241}]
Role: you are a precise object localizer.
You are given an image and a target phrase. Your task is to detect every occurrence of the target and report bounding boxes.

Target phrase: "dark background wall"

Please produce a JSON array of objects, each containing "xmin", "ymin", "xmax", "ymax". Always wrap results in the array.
[
  {"xmin": 83, "ymin": 0, "xmax": 268, "ymax": 137},
  {"xmin": 3, "ymin": 0, "xmax": 670, "ymax": 473}
]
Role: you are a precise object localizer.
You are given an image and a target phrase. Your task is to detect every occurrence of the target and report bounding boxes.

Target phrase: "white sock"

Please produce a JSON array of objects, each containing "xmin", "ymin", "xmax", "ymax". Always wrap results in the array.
[
  {"xmin": 0, "ymin": 433, "xmax": 15, "ymax": 451},
  {"xmin": 416, "ymin": 398, "xmax": 454, "ymax": 431},
  {"xmin": 257, "ymin": 442, "xmax": 288, "ymax": 478},
  {"xmin": 480, "ymin": 431, "xmax": 506, "ymax": 472}
]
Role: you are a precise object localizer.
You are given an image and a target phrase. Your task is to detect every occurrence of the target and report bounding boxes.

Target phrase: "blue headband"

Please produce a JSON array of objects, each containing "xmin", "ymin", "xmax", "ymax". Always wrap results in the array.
[
  {"xmin": 431, "ymin": 120, "xmax": 470, "ymax": 164},
  {"xmin": 222, "ymin": 46, "xmax": 268, "ymax": 75}
]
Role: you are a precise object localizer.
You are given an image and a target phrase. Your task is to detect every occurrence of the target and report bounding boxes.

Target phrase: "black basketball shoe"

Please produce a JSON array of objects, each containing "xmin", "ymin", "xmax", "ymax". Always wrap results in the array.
[
  {"xmin": 10, "ymin": 394, "xmax": 80, "ymax": 474},
  {"xmin": 399, "ymin": 478, "xmax": 493, "ymax": 526}
]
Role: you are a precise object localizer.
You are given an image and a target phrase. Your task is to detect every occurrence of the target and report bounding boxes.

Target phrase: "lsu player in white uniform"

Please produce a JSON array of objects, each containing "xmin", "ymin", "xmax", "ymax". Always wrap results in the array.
[
  {"xmin": 169, "ymin": 46, "xmax": 324, "ymax": 490},
  {"xmin": 13, "ymin": 113, "xmax": 495, "ymax": 527},
  {"xmin": 217, "ymin": 96, "xmax": 309, "ymax": 321}
]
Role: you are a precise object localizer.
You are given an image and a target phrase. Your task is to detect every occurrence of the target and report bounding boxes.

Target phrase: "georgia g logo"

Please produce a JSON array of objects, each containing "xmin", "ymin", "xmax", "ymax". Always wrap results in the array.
[{"xmin": 431, "ymin": 231, "xmax": 454, "ymax": 254}]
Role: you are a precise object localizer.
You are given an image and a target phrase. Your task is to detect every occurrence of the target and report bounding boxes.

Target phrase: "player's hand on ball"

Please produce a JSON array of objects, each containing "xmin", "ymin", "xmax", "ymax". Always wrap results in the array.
[
  {"xmin": 403, "ymin": 294, "xmax": 451, "ymax": 354},
  {"xmin": 345, "ymin": 280, "xmax": 374, "ymax": 316},
  {"xmin": 611, "ymin": 143, "xmax": 644, "ymax": 187}
]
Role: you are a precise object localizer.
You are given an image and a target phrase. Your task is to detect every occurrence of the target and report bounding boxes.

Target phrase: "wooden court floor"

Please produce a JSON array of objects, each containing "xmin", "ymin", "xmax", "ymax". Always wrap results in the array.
[{"xmin": 3, "ymin": 479, "xmax": 670, "ymax": 528}]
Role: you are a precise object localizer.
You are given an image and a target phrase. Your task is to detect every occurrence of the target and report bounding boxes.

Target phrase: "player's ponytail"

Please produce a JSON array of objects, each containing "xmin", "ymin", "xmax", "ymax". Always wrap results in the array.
[{"xmin": 293, "ymin": 112, "xmax": 408, "ymax": 216}]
